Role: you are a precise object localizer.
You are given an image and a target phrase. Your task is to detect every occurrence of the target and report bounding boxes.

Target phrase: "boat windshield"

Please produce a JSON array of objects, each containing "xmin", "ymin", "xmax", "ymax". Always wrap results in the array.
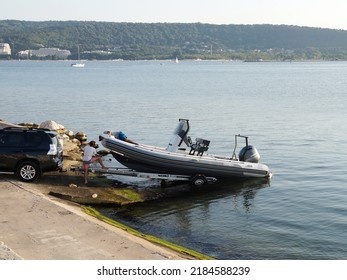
[
  {"xmin": 173, "ymin": 119, "xmax": 189, "ymax": 140},
  {"xmin": 166, "ymin": 119, "xmax": 190, "ymax": 152}
]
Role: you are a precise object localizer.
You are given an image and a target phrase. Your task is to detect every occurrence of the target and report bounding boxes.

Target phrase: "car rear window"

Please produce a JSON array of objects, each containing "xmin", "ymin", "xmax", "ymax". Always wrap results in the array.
[
  {"xmin": 0, "ymin": 132, "xmax": 26, "ymax": 147},
  {"xmin": 0, "ymin": 132, "xmax": 45, "ymax": 147},
  {"xmin": 25, "ymin": 133, "xmax": 45, "ymax": 147},
  {"xmin": 0, "ymin": 132, "xmax": 7, "ymax": 146}
]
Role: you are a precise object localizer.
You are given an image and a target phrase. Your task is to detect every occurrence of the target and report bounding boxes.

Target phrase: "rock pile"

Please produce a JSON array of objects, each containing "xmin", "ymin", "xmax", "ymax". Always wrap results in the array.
[
  {"xmin": 0, "ymin": 120, "xmax": 22, "ymax": 129},
  {"xmin": 74, "ymin": 131, "xmax": 88, "ymax": 145}
]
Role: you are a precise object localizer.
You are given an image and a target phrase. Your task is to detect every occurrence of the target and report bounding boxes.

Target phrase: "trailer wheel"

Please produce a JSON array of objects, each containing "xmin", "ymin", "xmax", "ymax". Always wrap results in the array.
[{"xmin": 190, "ymin": 175, "xmax": 207, "ymax": 186}]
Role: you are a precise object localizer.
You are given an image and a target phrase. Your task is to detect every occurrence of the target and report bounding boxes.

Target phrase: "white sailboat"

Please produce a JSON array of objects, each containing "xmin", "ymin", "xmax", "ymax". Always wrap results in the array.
[{"xmin": 71, "ymin": 45, "xmax": 85, "ymax": 67}]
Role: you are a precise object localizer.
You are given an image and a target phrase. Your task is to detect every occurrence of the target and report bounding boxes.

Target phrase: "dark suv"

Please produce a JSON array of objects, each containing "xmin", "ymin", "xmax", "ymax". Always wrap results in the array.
[{"xmin": 0, "ymin": 127, "xmax": 63, "ymax": 182}]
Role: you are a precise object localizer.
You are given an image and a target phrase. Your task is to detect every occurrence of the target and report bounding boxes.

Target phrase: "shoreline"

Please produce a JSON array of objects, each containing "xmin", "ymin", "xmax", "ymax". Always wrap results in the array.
[
  {"xmin": 2, "ymin": 58, "xmax": 347, "ymax": 63},
  {"xmin": 0, "ymin": 119, "xmax": 213, "ymax": 260},
  {"xmin": 0, "ymin": 173, "xmax": 207, "ymax": 260}
]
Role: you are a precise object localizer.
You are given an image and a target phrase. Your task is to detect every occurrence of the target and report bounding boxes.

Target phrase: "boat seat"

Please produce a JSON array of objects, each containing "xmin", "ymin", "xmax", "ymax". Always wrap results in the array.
[{"xmin": 189, "ymin": 138, "xmax": 210, "ymax": 156}]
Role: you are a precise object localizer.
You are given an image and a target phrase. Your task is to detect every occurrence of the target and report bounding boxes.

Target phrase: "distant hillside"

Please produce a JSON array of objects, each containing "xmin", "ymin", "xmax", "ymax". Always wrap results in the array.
[{"xmin": 1, "ymin": 20, "xmax": 347, "ymax": 60}]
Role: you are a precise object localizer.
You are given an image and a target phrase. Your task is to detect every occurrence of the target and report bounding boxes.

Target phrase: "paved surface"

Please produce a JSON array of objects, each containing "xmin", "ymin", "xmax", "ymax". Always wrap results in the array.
[{"xmin": 0, "ymin": 176, "xmax": 188, "ymax": 260}]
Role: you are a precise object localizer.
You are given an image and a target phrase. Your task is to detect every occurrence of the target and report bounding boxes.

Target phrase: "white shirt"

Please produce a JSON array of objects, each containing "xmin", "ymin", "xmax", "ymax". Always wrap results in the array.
[{"xmin": 83, "ymin": 145, "xmax": 97, "ymax": 161}]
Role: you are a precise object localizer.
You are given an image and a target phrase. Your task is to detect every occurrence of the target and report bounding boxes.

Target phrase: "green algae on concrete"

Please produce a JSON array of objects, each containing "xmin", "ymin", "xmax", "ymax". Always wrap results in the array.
[
  {"xmin": 48, "ymin": 183, "xmax": 146, "ymax": 205},
  {"xmin": 114, "ymin": 188, "xmax": 144, "ymax": 203},
  {"xmin": 84, "ymin": 206, "xmax": 214, "ymax": 260}
]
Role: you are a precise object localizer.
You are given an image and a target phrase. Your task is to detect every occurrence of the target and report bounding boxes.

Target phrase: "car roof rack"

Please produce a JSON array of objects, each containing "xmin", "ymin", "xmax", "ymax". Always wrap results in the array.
[
  {"xmin": 1, "ymin": 127, "xmax": 52, "ymax": 132},
  {"xmin": 1, "ymin": 127, "xmax": 28, "ymax": 130}
]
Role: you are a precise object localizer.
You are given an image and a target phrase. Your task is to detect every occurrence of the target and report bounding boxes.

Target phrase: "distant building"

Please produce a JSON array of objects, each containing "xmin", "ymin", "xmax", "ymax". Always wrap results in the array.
[
  {"xmin": 0, "ymin": 43, "xmax": 11, "ymax": 55},
  {"xmin": 84, "ymin": 50, "xmax": 112, "ymax": 55},
  {"xmin": 17, "ymin": 50, "xmax": 30, "ymax": 58},
  {"xmin": 18, "ymin": 48, "xmax": 71, "ymax": 59}
]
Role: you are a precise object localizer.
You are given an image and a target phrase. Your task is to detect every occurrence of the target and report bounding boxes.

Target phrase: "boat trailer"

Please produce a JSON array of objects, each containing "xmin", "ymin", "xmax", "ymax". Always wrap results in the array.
[{"xmin": 72, "ymin": 166, "xmax": 217, "ymax": 187}]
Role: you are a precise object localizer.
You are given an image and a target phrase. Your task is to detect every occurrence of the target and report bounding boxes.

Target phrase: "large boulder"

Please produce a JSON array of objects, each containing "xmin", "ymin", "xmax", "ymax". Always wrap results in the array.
[
  {"xmin": 74, "ymin": 131, "xmax": 87, "ymax": 145},
  {"xmin": 39, "ymin": 120, "xmax": 66, "ymax": 133}
]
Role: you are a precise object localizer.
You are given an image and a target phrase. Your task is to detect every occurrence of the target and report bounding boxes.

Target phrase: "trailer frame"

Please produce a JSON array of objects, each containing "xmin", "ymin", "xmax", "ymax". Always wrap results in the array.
[{"xmin": 72, "ymin": 166, "xmax": 217, "ymax": 186}]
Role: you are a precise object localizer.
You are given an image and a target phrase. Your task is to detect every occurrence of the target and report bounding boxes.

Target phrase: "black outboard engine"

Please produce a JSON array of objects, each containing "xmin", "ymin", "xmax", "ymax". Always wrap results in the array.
[{"xmin": 239, "ymin": 145, "xmax": 260, "ymax": 163}]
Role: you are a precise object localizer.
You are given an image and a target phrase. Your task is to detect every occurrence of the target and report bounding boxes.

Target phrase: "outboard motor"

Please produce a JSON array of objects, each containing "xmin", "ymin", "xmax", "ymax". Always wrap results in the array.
[{"xmin": 239, "ymin": 145, "xmax": 260, "ymax": 163}]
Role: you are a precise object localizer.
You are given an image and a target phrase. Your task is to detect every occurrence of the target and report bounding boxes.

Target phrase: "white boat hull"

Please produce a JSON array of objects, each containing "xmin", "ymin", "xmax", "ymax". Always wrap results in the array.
[{"xmin": 71, "ymin": 63, "xmax": 85, "ymax": 68}]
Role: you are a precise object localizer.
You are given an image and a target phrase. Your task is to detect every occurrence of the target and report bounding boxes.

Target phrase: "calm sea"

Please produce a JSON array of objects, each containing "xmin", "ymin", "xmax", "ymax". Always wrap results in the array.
[{"xmin": 1, "ymin": 60, "xmax": 346, "ymax": 259}]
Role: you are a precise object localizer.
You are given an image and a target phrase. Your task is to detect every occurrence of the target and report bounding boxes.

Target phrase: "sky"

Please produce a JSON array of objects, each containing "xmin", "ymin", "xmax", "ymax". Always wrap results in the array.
[{"xmin": 1, "ymin": 0, "xmax": 347, "ymax": 30}]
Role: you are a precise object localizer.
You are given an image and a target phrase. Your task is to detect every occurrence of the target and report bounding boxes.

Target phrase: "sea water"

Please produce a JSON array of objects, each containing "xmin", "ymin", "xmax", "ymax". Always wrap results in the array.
[{"xmin": 1, "ymin": 60, "xmax": 346, "ymax": 259}]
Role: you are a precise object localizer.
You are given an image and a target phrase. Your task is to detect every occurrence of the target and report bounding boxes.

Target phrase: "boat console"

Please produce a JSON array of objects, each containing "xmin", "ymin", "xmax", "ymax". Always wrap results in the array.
[{"xmin": 166, "ymin": 119, "xmax": 211, "ymax": 156}]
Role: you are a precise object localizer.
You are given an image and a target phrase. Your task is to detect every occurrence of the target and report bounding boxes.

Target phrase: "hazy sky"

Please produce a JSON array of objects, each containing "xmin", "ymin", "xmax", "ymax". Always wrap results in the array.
[{"xmin": 1, "ymin": 0, "xmax": 347, "ymax": 30}]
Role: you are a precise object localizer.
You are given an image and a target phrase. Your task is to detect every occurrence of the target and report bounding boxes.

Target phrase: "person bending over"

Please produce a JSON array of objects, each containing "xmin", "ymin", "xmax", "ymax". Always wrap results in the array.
[{"xmin": 82, "ymin": 140, "xmax": 107, "ymax": 184}]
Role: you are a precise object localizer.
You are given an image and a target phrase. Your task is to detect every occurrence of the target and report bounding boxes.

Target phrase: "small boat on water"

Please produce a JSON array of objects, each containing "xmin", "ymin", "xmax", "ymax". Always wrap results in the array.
[
  {"xmin": 71, "ymin": 45, "xmax": 85, "ymax": 68},
  {"xmin": 100, "ymin": 119, "xmax": 271, "ymax": 182},
  {"xmin": 71, "ymin": 62, "xmax": 85, "ymax": 68}
]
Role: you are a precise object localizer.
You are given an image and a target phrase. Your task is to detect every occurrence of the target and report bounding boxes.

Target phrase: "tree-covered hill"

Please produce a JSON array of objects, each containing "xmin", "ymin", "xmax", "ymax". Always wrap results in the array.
[{"xmin": 1, "ymin": 20, "xmax": 347, "ymax": 60}]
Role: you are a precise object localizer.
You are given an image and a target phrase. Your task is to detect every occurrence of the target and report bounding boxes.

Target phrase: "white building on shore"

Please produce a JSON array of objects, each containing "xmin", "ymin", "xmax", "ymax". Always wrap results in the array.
[
  {"xmin": 0, "ymin": 43, "xmax": 11, "ymax": 55},
  {"xmin": 18, "ymin": 47, "xmax": 71, "ymax": 59}
]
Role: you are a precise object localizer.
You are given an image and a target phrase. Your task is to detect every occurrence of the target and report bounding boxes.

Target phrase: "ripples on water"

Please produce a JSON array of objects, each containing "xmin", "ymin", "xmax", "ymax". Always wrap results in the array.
[{"xmin": 1, "ymin": 60, "xmax": 347, "ymax": 259}]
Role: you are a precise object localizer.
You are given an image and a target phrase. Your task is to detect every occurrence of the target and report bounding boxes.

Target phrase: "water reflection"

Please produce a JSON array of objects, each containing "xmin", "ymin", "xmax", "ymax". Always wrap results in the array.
[
  {"xmin": 97, "ymin": 177, "xmax": 271, "ymax": 259},
  {"xmin": 211, "ymin": 177, "xmax": 270, "ymax": 213}
]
